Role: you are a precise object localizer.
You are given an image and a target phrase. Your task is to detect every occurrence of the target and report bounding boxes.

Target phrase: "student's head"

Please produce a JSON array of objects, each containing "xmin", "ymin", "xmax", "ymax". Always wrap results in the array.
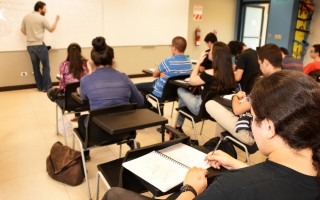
[
  {"xmin": 91, "ymin": 36, "xmax": 114, "ymax": 67},
  {"xmin": 257, "ymin": 43, "xmax": 282, "ymax": 76},
  {"xmin": 67, "ymin": 43, "xmax": 86, "ymax": 80},
  {"xmin": 228, "ymin": 41, "xmax": 245, "ymax": 56},
  {"xmin": 204, "ymin": 32, "xmax": 217, "ymax": 49},
  {"xmin": 280, "ymin": 47, "xmax": 289, "ymax": 58},
  {"xmin": 211, "ymin": 42, "xmax": 236, "ymax": 93},
  {"xmin": 310, "ymin": 44, "xmax": 320, "ymax": 59},
  {"xmin": 171, "ymin": 36, "xmax": 187, "ymax": 54},
  {"xmin": 250, "ymin": 70, "xmax": 320, "ymax": 179},
  {"xmin": 34, "ymin": 1, "xmax": 46, "ymax": 15}
]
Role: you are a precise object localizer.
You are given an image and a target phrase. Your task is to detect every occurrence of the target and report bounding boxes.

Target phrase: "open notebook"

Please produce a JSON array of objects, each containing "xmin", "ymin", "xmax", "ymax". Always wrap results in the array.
[{"xmin": 122, "ymin": 143, "xmax": 210, "ymax": 192}]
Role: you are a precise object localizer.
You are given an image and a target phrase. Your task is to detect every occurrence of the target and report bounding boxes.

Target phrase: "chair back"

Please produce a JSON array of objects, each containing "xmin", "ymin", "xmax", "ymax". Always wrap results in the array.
[
  {"xmin": 63, "ymin": 82, "xmax": 89, "ymax": 111},
  {"xmin": 160, "ymin": 75, "xmax": 190, "ymax": 102},
  {"xmin": 309, "ymin": 70, "xmax": 320, "ymax": 83},
  {"xmin": 84, "ymin": 103, "xmax": 137, "ymax": 148}
]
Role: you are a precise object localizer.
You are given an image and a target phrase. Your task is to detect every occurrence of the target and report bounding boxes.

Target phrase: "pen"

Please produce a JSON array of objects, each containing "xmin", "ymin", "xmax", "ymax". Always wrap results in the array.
[
  {"xmin": 238, "ymin": 83, "xmax": 242, "ymax": 91},
  {"xmin": 212, "ymin": 139, "xmax": 222, "ymax": 154}
]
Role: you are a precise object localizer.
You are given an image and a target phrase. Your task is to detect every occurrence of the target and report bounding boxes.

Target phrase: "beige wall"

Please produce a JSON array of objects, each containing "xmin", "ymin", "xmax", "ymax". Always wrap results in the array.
[{"xmin": 0, "ymin": 0, "xmax": 236, "ymax": 88}]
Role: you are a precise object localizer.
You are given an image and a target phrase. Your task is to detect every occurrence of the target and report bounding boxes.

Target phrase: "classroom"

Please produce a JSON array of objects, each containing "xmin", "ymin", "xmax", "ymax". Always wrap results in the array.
[{"xmin": 0, "ymin": 0, "xmax": 320, "ymax": 200}]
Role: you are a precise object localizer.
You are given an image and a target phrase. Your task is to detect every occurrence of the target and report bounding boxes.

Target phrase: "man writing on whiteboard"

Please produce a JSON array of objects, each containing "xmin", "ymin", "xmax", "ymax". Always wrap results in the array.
[{"xmin": 21, "ymin": 1, "xmax": 60, "ymax": 92}]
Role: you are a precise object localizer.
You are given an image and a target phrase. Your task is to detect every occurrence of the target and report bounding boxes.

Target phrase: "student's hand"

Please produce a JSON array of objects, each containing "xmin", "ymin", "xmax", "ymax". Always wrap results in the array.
[
  {"xmin": 183, "ymin": 167, "xmax": 208, "ymax": 195},
  {"xmin": 235, "ymin": 91, "xmax": 246, "ymax": 100},
  {"xmin": 205, "ymin": 150, "xmax": 248, "ymax": 170},
  {"xmin": 55, "ymin": 15, "xmax": 60, "ymax": 22},
  {"xmin": 160, "ymin": 72, "xmax": 166, "ymax": 78},
  {"xmin": 198, "ymin": 51, "xmax": 208, "ymax": 63}
]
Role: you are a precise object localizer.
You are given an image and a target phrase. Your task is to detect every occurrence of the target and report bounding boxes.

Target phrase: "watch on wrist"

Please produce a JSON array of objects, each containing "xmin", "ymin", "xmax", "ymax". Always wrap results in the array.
[{"xmin": 180, "ymin": 184, "xmax": 197, "ymax": 197}]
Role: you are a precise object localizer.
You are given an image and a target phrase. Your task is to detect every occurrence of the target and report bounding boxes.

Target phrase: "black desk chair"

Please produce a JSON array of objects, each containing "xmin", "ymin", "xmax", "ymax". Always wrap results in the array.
[
  {"xmin": 217, "ymin": 131, "xmax": 258, "ymax": 164},
  {"xmin": 73, "ymin": 103, "xmax": 139, "ymax": 200},
  {"xmin": 96, "ymin": 125, "xmax": 190, "ymax": 200},
  {"xmin": 147, "ymin": 75, "xmax": 190, "ymax": 117},
  {"xmin": 175, "ymin": 94, "xmax": 215, "ymax": 141},
  {"xmin": 56, "ymin": 82, "xmax": 90, "ymax": 144},
  {"xmin": 309, "ymin": 69, "xmax": 320, "ymax": 83}
]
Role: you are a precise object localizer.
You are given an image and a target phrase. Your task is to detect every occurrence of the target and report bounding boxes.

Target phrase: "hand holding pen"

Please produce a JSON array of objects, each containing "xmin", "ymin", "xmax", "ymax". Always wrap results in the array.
[{"xmin": 205, "ymin": 150, "xmax": 248, "ymax": 170}]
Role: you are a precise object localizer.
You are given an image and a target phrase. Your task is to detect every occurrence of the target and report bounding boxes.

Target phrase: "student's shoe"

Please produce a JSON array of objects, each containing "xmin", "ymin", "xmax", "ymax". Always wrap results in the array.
[
  {"xmin": 175, "ymin": 126, "xmax": 185, "ymax": 134},
  {"xmin": 85, "ymin": 154, "xmax": 91, "ymax": 162},
  {"xmin": 127, "ymin": 141, "xmax": 141, "ymax": 149}
]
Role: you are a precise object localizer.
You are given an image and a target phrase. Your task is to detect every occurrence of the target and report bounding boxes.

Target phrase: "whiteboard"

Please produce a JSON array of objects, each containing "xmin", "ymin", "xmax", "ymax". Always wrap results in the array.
[
  {"xmin": 103, "ymin": 0, "xmax": 189, "ymax": 46},
  {"xmin": 0, "ymin": 0, "xmax": 103, "ymax": 51},
  {"xmin": 0, "ymin": 0, "xmax": 189, "ymax": 52}
]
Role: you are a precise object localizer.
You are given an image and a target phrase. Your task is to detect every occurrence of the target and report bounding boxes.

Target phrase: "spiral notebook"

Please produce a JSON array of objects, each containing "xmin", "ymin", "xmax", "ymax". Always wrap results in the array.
[{"xmin": 122, "ymin": 143, "xmax": 210, "ymax": 192}]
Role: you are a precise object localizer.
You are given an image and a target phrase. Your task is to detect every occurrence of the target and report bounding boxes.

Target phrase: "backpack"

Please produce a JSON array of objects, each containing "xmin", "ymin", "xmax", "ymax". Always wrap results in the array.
[
  {"xmin": 203, "ymin": 137, "xmax": 237, "ymax": 159},
  {"xmin": 46, "ymin": 141, "xmax": 84, "ymax": 186}
]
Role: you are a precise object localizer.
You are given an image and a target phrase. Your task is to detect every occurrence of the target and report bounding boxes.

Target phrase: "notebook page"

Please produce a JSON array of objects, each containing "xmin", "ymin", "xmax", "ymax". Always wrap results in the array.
[
  {"xmin": 158, "ymin": 143, "xmax": 210, "ymax": 169},
  {"xmin": 122, "ymin": 151, "xmax": 188, "ymax": 192}
]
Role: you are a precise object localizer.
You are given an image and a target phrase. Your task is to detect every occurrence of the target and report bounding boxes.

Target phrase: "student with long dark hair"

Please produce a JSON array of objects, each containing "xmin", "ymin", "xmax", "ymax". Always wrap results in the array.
[
  {"xmin": 173, "ymin": 42, "xmax": 236, "ymax": 134},
  {"xmin": 59, "ymin": 43, "xmax": 89, "ymax": 90}
]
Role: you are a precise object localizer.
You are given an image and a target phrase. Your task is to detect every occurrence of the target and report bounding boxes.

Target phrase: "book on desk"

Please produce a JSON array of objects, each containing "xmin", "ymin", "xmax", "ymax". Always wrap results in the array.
[{"xmin": 122, "ymin": 143, "xmax": 210, "ymax": 192}]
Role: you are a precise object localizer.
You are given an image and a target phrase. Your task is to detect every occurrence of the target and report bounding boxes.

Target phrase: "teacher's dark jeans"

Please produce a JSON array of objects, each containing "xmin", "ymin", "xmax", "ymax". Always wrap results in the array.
[{"xmin": 27, "ymin": 44, "xmax": 52, "ymax": 91}]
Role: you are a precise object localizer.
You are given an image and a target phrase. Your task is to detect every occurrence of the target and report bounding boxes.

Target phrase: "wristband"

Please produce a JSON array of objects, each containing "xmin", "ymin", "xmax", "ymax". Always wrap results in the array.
[{"xmin": 180, "ymin": 184, "xmax": 197, "ymax": 197}]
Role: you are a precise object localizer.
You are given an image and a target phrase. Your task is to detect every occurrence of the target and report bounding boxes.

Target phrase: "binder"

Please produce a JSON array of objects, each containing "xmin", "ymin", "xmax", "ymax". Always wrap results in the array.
[{"xmin": 122, "ymin": 143, "xmax": 210, "ymax": 192}]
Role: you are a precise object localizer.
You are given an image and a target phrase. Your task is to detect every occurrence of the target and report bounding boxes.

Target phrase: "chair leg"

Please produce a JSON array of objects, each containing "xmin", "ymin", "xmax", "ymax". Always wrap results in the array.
[
  {"xmin": 119, "ymin": 144, "xmax": 122, "ymax": 158},
  {"xmin": 170, "ymin": 101, "xmax": 175, "ymax": 118},
  {"xmin": 96, "ymin": 171, "xmax": 111, "ymax": 200},
  {"xmin": 73, "ymin": 132, "xmax": 92, "ymax": 200},
  {"xmin": 191, "ymin": 118, "xmax": 198, "ymax": 140},
  {"xmin": 224, "ymin": 136, "xmax": 251, "ymax": 164},
  {"xmin": 56, "ymin": 104, "xmax": 59, "ymax": 135},
  {"xmin": 199, "ymin": 120, "xmax": 205, "ymax": 135}
]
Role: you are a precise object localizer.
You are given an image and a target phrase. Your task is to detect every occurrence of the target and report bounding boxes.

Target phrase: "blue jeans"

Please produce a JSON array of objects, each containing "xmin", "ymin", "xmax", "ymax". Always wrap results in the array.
[
  {"xmin": 27, "ymin": 44, "xmax": 52, "ymax": 91},
  {"xmin": 176, "ymin": 87, "xmax": 202, "ymax": 126}
]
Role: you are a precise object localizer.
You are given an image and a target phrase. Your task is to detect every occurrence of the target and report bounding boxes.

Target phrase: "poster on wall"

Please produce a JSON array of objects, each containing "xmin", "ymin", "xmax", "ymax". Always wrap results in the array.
[{"xmin": 193, "ymin": 5, "xmax": 203, "ymax": 21}]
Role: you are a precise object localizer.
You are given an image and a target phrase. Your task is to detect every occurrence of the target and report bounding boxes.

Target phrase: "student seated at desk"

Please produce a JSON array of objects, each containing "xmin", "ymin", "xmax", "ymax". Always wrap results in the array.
[
  {"xmin": 135, "ymin": 36, "xmax": 192, "ymax": 106},
  {"xmin": 279, "ymin": 47, "xmax": 303, "ymax": 72},
  {"xmin": 304, "ymin": 44, "xmax": 320, "ymax": 75},
  {"xmin": 173, "ymin": 42, "xmax": 235, "ymax": 135},
  {"xmin": 205, "ymin": 44, "xmax": 282, "ymax": 145},
  {"xmin": 103, "ymin": 70, "xmax": 320, "ymax": 200},
  {"xmin": 198, "ymin": 31, "xmax": 217, "ymax": 73},
  {"xmin": 228, "ymin": 41, "xmax": 261, "ymax": 93},
  {"xmin": 47, "ymin": 43, "xmax": 90, "ymax": 120},
  {"xmin": 78, "ymin": 36, "xmax": 144, "ymax": 161}
]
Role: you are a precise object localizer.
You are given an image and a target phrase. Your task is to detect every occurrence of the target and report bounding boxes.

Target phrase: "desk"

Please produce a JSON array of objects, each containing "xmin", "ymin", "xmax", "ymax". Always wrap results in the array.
[
  {"xmin": 168, "ymin": 79, "xmax": 190, "ymax": 89},
  {"xmin": 71, "ymin": 92, "xmax": 85, "ymax": 104},
  {"xmin": 127, "ymin": 145, "xmax": 225, "ymax": 197},
  {"xmin": 56, "ymin": 74, "xmax": 61, "ymax": 80},
  {"xmin": 93, "ymin": 109, "xmax": 168, "ymax": 141},
  {"xmin": 142, "ymin": 68, "xmax": 155, "ymax": 75}
]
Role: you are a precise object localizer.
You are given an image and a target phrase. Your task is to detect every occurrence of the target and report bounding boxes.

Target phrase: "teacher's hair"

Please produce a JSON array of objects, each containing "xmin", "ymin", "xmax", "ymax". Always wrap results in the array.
[
  {"xmin": 91, "ymin": 36, "xmax": 114, "ymax": 66},
  {"xmin": 34, "ymin": 1, "xmax": 46, "ymax": 11},
  {"xmin": 250, "ymin": 70, "xmax": 320, "ymax": 181}
]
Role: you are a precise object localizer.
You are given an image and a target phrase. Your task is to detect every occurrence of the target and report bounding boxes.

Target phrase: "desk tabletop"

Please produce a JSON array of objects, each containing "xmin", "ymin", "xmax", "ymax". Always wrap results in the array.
[
  {"xmin": 93, "ymin": 109, "xmax": 168, "ymax": 134},
  {"xmin": 71, "ymin": 92, "xmax": 85, "ymax": 104},
  {"xmin": 142, "ymin": 68, "xmax": 155, "ymax": 75},
  {"xmin": 168, "ymin": 79, "xmax": 190, "ymax": 89}
]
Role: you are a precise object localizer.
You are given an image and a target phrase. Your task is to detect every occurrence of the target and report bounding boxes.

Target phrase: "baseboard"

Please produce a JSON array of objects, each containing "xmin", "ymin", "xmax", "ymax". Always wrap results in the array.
[{"xmin": 0, "ymin": 74, "xmax": 150, "ymax": 92}]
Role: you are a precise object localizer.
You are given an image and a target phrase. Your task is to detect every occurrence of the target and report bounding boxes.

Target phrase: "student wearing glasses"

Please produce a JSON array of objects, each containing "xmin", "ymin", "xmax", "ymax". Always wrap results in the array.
[{"xmin": 304, "ymin": 44, "xmax": 320, "ymax": 75}]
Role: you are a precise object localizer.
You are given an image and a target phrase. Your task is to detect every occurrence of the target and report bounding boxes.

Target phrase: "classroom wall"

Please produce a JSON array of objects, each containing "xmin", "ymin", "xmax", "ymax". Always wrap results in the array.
[{"xmin": 0, "ymin": 0, "xmax": 236, "ymax": 88}]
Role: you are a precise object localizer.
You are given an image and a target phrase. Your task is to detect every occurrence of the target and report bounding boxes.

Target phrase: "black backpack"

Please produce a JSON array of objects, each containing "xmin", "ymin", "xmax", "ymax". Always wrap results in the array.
[{"xmin": 203, "ymin": 137, "xmax": 237, "ymax": 159}]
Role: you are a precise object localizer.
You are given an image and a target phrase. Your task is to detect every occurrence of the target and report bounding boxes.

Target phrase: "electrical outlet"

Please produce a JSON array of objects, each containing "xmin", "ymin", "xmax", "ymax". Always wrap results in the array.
[{"xmin": 21, "ymin": 72, "xmax": 27, "ymax": 76}]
